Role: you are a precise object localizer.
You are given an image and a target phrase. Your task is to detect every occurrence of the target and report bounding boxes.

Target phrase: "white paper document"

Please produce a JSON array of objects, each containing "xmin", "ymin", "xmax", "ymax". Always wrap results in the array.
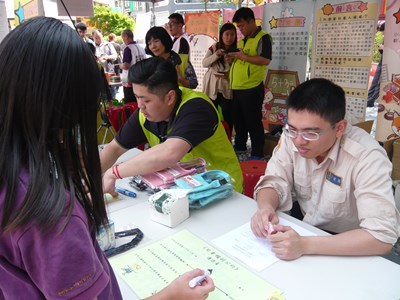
[{"xmin": 212, "ymin": 219, "xmax": 317, "ymax": 271}]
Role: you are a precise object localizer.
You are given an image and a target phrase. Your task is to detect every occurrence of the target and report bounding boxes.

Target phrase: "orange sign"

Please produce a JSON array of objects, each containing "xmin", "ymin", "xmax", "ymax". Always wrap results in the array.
[{"xmin": 185, "ymin": 11, "xmax": 220, "ymax": 41}]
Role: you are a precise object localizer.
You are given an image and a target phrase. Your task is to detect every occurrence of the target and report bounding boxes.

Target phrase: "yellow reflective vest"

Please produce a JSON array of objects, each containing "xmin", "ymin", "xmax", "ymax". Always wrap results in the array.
[
  {"xmin": 177, "ymin": 53, "xmax": 188, "ymax": 88},
  {"xmin": 138, "ymin": 87, "xmax": 243, "ymax": 192},
  {"xmin": 230, "ymin": 30, "xmax": 270, "ymax": 90}
]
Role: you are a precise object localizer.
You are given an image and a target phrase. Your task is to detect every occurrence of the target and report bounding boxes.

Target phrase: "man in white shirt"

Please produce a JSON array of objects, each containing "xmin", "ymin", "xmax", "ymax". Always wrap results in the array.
[
  {"xmin": 93, "ymin": 30, "xmax": 118, "ymax": 99},
  {"xmin": 251, "ymin": 78, "xmax": 400, "ymax": 260},
  {"xmin": 168, "ymin": 13, "xmax": 190, "ymax": 57},
  {"xmin": 93, "ymin": 30, "xmax": 118, "ymax": 74},
  {"xmin": 119, "ymin": 29, "xmax": 146, "ymax": 103}
]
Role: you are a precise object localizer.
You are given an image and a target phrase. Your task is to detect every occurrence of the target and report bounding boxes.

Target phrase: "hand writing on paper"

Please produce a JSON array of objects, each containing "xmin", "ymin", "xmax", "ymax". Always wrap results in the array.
[
  {"xmin": 147, "ymin": 269, "xmax": 215, "ymax": 300},
  {"xmin": 267, "ymin": 225, "xmax": 304, "ymax": 260},
  {"xmin": 102, "ymin": 168, "xmax": 119, "ymax": 197},
  {"xmin": 250, "ymin": 205, "xmax": 279, "ymax": 238}
]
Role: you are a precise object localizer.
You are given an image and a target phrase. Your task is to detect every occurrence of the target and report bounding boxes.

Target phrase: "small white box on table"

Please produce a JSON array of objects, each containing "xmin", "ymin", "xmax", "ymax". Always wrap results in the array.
[{"xmin": 148, "ymin": 189, "xmax": 189, "ymax": 228}]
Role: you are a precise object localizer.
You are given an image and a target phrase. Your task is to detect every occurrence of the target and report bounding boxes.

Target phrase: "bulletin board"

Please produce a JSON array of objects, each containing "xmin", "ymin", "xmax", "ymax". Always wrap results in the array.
[
  {"xmin": 263, "ymin": 70, "xmax": 300, "ymax": 126},
  {"xmin": 311, "ymin": 0, "xmax": 380, "ymax": 123},
  {"xmin": 265, "ymin": 70, "xmax": 300, "ymax": 99}
]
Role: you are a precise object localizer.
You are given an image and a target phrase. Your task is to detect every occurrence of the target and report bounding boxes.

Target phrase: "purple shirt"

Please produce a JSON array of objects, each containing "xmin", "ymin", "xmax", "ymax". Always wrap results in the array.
[
  {"xmin": 122, "ymin": 41, "xmax": 135, "ymax": 64},
  {"xmin": 0, "ymin": 170, "xmax": 122, "ymax": 299}
]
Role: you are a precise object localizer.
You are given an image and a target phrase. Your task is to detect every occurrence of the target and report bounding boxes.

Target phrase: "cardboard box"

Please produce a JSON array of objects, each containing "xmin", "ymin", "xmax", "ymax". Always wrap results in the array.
[
  {"xmin": 263, "ymin": 134, "xmax": 280, "ymax": 157},
  {"xmin": 354, "ymin": 120, "xmax": 374, "ymax": 134},
  {"xmin": 379, "ymin": 138, "xmax": 399, "ymax": 180},
  {"xmin": 392, "ymin": 139, "xmax": 400, "ymax": 180},
  {"xmin": 382, "ymin": 139, "xmax": 396, "ymax": 161}
]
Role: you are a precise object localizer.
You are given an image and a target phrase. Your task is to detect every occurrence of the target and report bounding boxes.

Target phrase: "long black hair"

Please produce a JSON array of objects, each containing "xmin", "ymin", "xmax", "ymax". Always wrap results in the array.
[
  {"xmin": 217, "ymin": 22, "xmax": 237, "ymax": 51},
  {"xmin": 216, "ymin": 22, "xmax": 237, "ymax": 67},
  {"xmin": 0, "ymin": 17, "xmax": 107, "ymax": 232}
]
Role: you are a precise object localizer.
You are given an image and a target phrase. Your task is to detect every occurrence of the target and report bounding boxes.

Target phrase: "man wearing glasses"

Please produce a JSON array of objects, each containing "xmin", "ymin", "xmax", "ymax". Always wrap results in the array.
[
  {"xmin": 168, "ymin": 13, "xmax": 190, "ymax": 56},
  {"xmin": 251, "ymin": 78, "xmax": 400, "ymax": 260}
]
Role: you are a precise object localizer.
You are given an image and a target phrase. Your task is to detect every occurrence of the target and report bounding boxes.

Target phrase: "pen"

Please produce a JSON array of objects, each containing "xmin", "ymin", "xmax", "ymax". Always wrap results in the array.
[
  {"xmin": 267, "ymin": 222, "xmax": 277, "ymax": 235},
  {"xmin": 115, "ymin": 187, "xmax": 137, "ymax": 198},
  {"xmin": 188, "ymin": 269, "xmax": 212, "ymax": 288}
]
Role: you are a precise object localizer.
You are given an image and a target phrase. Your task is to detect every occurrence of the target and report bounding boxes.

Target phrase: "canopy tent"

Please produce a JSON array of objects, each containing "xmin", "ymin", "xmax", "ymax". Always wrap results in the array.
[
  {"xmin": 56, "ymin": 0, "xmax": 94, "ymax": 17},
  {"xmin": 124, "ymin": 0, "xmax": 163, "ymax": 26}
]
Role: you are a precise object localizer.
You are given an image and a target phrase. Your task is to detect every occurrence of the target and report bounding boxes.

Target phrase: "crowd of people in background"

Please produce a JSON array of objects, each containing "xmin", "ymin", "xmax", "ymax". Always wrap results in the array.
[{"xmin": 75, "ymin": 8, "xmax": 271, "ymax": 162}]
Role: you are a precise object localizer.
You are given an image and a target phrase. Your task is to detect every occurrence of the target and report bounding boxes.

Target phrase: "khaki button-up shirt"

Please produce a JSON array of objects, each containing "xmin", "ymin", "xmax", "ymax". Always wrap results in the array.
[{"xmin": 255, "ymin": 125, "xmax": 400, "ymax": 244}]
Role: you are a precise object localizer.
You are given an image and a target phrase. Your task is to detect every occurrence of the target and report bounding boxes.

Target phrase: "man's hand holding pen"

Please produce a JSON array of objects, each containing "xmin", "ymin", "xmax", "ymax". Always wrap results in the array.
[
  {"xmin": 250, "ymin": 204, "xmax": 279, "ymax": 238},
  {"xmin": 250, "ymin": 203, "xmax": 305, "ymax": 260}
]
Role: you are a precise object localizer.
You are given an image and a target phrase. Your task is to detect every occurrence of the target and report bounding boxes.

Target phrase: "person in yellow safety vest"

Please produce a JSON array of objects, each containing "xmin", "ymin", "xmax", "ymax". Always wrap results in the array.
[
  {"xmin": 100, "ymin": 57, "xmax": 243, "ymax": 195},
  {"xmin": 145, "ymin": 26, "xmax": 198, "ymax": 89},
  {"xmin": 167, "ymin": 13, "xmax": 198, "ymax": 90},
  {"xmin": 227, "ymin": 7, "xmax": 272, "ymax": 161}
]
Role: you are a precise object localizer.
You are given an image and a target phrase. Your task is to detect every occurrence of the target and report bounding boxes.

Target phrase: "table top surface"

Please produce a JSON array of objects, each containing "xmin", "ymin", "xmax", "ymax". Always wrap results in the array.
[{"xmin": 106, "ymin": 149, "xmax": 400, "ymax": 300}]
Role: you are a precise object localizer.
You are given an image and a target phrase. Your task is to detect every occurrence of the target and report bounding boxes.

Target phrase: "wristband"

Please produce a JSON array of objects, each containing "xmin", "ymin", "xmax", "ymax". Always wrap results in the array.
[
  {"xmin": 112, "ymin": 164, "xmax": 122, "ymax": 179},
  {"xmin": 115, "ymin": 164, "xmax": 122, "ymax": 179}
]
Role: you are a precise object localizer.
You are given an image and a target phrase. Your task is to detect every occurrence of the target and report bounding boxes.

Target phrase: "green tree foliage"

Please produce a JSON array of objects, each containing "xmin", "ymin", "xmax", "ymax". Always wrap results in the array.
[
  {"xmin": 372, "ymin": 31, "xmax": 384, "ymax": 63},
  {"xmin": 89, "ymin": 6, "xmax": 134, "ymax": 36}
]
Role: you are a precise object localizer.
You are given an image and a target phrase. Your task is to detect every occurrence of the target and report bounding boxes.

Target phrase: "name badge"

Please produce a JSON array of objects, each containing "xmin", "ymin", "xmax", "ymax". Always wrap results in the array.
[{"xmin": 326, "ymin": 170, "xmax": 342, "ymax": 187}]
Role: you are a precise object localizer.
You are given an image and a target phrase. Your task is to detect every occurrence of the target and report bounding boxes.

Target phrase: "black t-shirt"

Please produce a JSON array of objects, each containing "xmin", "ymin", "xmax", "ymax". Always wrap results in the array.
[
  {"xmin": 259, "ymin": 34, "xmax": 272, "ymax": 60},
  {"xmin": 174, "ymin": 37, "xmax": 190, "ymax": 55},
  {"xmin": 115, "ymin": 92, "xmax": 218, "ymax": 150}
]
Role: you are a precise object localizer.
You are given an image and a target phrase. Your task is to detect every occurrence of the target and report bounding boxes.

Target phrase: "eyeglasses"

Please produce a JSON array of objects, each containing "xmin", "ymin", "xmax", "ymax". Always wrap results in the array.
[{"xmin": 284, "ymin": 123, "xmax": 336, "ymax": 141}]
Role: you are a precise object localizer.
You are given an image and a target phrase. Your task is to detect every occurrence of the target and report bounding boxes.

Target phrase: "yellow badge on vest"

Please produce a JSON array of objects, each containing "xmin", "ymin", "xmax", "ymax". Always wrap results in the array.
[{"xmin": 326, "ymin": 170, "xmax": 342, "ymax": 187}]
